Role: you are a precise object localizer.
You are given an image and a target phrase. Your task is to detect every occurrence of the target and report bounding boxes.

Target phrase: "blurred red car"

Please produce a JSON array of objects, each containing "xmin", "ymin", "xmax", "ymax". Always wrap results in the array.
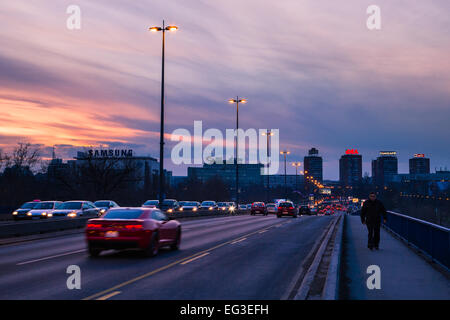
[
  {"xmin": 250, "ymin": 202, "xmax": 267, "ymax": 216},
  {"xmin": 277, "ymin": 201, "xmax": 298, "ymax": 218},
  {"xmin": 85, "ymin": 207, "xmax": 181, "ymax": 257}
]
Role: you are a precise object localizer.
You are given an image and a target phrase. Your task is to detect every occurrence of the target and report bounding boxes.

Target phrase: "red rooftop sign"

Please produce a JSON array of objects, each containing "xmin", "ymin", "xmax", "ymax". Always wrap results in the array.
[{"xmin": 346, "ymin": 149, "xmax": 359, "ymax": 155}]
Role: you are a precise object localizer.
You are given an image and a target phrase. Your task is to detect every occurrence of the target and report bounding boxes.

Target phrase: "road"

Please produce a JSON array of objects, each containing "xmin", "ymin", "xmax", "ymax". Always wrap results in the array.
[{"xmin": 0, "ymin": 214, "xmax": 333, "ymax": 300}]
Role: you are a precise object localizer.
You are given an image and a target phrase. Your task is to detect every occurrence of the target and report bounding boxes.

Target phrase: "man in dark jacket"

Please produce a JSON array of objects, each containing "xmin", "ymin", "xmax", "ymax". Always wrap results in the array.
[{"xmin": 361, "ymin": 192, "xmax": 387, "ymax": 250}]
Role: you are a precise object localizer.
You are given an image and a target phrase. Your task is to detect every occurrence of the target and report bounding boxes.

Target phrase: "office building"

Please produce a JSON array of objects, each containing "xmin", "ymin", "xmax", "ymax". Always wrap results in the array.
[
  {"xmin": 304, "ymin": 148, "xmax": 323, "ymax": 182},
  {"xmin": 339, "ymin": 150, "xmax": 362, "ymax": 186},
  {"xmin": 187, "ymin": 161, "xmax": 264, "ymax": 189},
  {"xmin": 372, "ymin": 151, "xmax": 398, "ymax": 186},
  {"xmin": 409, "ymin": 154, "xmax": 430, "ymax": 174}
]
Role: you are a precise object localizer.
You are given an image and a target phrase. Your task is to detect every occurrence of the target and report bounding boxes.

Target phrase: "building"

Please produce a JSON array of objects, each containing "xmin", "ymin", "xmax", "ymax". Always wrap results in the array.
[
  {"xmin": 372, "ymin": 151, "xmax": 398, "ymax": 186},
  {"xmin": 304, "ymin": 148, "xmax": 323, "ymax": 182},
  {"xmin": 339, "ymin": 150, "xmax": 362, "ymax": 186},
  {"xmin": 187, "ymin": 161, "xmax": 264, "ymax": 190},
  {"xmin": 73, "ymin": 149, "xmax": 164, "ymax": 189},
  {"xmin": 264, "ymin": 174, "xmax": 305, "ymax": 189},
  {"xmin": 392, "ymin": 170, "xmax": 450, "ymax": 196},
  {"xmin": 409, "ymin": 154, "xmax": 430, "ymax": 174}
]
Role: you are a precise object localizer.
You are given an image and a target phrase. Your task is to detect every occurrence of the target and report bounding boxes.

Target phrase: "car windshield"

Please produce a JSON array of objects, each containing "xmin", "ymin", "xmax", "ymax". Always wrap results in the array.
[
  {"xmin": 279, "ymin": 202, "xmax": 293, "ymax": 207},
  {"xmin": 94, "ymin": 201, "xmax": 110, "ymax": 207},
  {"xmin": 217, "ymin": 202, "xmax": 227, "ymax": 206},
  {"xmin": 20, "ymin": 202, "xmax": 38, "ymax": 209},
  {"xmin": 59, "ymin": 202, "xmax": 83, "ymax": 210},
  {"xmin": 202, "ymin": 202, "xmax": 214, "ymax": 206},
  {"xmin": 33, "ymin": 202, "xmax": 56, "ymax": 209},
  {"xmin": 162, "ymin": 200, "xmax": 176, "ymax": 205},
  {"xmin": 183, "ymin": 202, "xmax": 198, "ymax": 206},
  {"xmin": 144, "ymin": 200, "xmax": 159, "ymax": 205},
  {"xmin": 103, "ymin": 209, "xmax": 144, "ymax": 219},
  {"xmin": 267, "ymin": 204, "xmax": 275, "ymax": 207}
]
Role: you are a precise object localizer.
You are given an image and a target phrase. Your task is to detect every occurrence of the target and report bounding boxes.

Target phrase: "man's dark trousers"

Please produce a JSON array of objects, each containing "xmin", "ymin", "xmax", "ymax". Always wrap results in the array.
[{"xmin": 367, "ymin": 222, "xmax": 381, "ymax": 248}]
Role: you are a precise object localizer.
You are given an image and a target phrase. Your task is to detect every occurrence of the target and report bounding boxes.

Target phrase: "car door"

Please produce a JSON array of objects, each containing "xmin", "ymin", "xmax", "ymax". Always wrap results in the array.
[{"xmin": 151, "ymin": 210, "xmax": 175, "ymax": 244}]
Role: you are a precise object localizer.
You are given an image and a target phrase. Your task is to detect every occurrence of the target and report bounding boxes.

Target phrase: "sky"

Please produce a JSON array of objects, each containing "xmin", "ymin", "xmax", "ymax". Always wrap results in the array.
[{"xmin": 0, "ymin": 0, "xmax": 449, "ymax": 180}]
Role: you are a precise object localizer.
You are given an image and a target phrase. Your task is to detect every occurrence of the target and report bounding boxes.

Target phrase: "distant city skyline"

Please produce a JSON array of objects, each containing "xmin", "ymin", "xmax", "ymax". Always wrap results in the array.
[{"xmin": 0, "ymin": 1, "xmax": 449, "ymax": 180}]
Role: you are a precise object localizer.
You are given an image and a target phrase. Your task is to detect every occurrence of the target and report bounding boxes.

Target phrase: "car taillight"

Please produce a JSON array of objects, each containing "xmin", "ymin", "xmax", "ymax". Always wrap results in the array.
[
  {"xmin": 278, "ymin": 207, "xmax": 282, "ymax": 210},
  {"xmin": 125, "ymin": 224, "xmax": 143, "ymax": 230},
  {"xmin": 289, "ymin": 207, "xmax": 293, "ymax": 209},
  {"xmin": 87, "ymin": 224, "xmax": 102, "ymax": 228}
]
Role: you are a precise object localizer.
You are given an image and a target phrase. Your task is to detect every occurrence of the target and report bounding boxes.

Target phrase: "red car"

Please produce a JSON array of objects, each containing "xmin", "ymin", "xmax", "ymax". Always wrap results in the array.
[
  {"xmin": 250, "ymin": 202, "xmax": 267, "ymax": 216},
  {"xmin": 85, "ymin": 207, "xmax": 181, "ymax": 257},
  {"xmin": 277, "ymin": 201, "xmax": 298, "ymax": 218}
]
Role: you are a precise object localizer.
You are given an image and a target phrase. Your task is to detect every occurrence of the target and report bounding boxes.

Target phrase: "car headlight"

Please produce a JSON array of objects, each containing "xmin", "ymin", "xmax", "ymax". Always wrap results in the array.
[
  {"xmin": 47, "ymin": 213, "xmax": 53, "ymax": 217},
  {"xmin": 229, "ymin": 206, "xmax": 235, "ymax": 212},
  {"xmin": 27, "ymin": 212, "xmax": 32, "ymax": 216},
  {"xmin": 193, "ymin": 207, "xmax": 197, "ymax": 211},
  {"xmin": 68, "ymin": 212, "xmax": 77, "ymax": 218},
  {"xmin": 209, "ymin": 207, "xmax": 213, "ymax": 210},
  {"xmin": 100, "ymin": 209, "xmax": 106, "ymax": 214},
  {"xmin": 41, "ymin": 212, "xmax": 47, "ymax": 216},
  {"xmin": 167, "ymin": 209, "xmax": 173, "ymax": 213},
  {"xmin": 179, "ymin": 207, "xmax": 183, "ymax": 211},
  {"xmin": 12, "ymin": 211, "xmax": 18, "ymax": 215}
]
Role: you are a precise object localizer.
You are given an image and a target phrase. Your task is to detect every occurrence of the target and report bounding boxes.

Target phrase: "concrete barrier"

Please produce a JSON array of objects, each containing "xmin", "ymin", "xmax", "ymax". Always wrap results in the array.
[
  {"xmin": 0, "ymin": 217, "xmax": 91, "ymax": 238},
  {"xmin": 0, "ymin": 209, "xmax": 248, "ymax": 239}
]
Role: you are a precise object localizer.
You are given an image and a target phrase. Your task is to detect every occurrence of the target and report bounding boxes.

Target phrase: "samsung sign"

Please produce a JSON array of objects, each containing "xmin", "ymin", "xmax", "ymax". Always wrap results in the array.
[{"xmin": 88, "ymin": 149, "xmax": 133, "ymax": 158}]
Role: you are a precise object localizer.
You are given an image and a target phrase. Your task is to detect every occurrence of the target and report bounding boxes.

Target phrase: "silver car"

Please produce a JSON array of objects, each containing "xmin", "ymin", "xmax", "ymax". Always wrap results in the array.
[
  {"xmin": 52, "ymin": 201, "xmax": 100, "ymax": 218},
  {"xmin": 27, "ymin": 201, "xmax": 63, "ymax": 219}
]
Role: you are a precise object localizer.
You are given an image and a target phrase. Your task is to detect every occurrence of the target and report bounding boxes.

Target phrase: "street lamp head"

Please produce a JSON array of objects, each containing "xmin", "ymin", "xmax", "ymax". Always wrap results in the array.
[
  {"xmin": 228, "ymin": 98, "xmax": 247, "ymax": 104},
  {"xmin": 149, "ymin": 27, "xmax": 162, "ymax": 32},
  {"xmin": 166, "ymin": 25, "xmax": 178, "ymax": 31}
]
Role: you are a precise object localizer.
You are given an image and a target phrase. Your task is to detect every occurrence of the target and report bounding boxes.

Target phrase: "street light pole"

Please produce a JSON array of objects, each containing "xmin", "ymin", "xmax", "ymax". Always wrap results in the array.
[
  {"xmin": 262, "ymin": 130, "xmax": 273, "ymax": 202},
  {"xmin": 280, "ymin": 150, "xmax": 290, "ymax": 199},
  {"xmin": 149, "ymin": 21, "xmax": 178, "ymax": 204},
  {"xmin": 292, "ymin": 162, "xmax": 302, "ymax": 192},
  {"xmin": 228, "ymin": 97, "xmax": 247, "ymax": 206}
]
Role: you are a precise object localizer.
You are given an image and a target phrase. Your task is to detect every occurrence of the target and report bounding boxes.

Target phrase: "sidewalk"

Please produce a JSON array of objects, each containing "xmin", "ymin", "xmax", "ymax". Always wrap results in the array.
[{"xmin": 341, "ymin": 215, "xmax": 450, "ymax": 299}]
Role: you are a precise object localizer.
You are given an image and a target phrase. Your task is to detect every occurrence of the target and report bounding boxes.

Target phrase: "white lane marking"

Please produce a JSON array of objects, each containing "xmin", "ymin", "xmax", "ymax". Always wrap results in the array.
[
  {"xmin": 16, "ymin": 249, "xmax": 86, "ymax": 265},
  {"xmin": 96, "ymin": 291, "xmax": 121, "ymax": 300},
  {"xmin": 230, "ymin": 237, "xmax": 247, "ymax": 244},
  {"xmin": 180, "ymin": 252, "xmax": 210, "ymax": 265},
  {"xmin": 259, "ymin": 230, "xmax": 268, "ymax": 234}
]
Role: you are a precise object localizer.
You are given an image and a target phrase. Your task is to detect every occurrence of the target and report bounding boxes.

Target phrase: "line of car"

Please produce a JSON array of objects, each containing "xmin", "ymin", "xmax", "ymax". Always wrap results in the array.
[{"xmin": 11, "ymin": 200, "xmax": 119, "ymax": 220}]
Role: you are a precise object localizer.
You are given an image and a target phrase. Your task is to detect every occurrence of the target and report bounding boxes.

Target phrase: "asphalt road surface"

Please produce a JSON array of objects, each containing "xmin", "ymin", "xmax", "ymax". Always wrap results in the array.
[{"xmin": 0, "ymin": 214, "xmax": 333, "ymax": 300}]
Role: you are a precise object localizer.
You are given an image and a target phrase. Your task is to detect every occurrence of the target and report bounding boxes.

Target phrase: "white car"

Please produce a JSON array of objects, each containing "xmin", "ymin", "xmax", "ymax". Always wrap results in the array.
[
  {"xmin": 142, "ymin": 200, "xmax": 159, "ymax": 208},
  {"xmin": 27, "ymin": 201, "xmax": 63, "ymax": 219},
  {"xmin": 52, "ymin": 201, "xmax": 101, "ymax": 218},
  {"xmin": 200, "ymin": 201, "xmax": 218, "ymax": 211},
  {"xmin": 179, "ymin": 201, "xmax": 201, "ymax": 212},
  {"xmin": 266, "ymin": 203, "xmax": 277, "ymax": 214}
]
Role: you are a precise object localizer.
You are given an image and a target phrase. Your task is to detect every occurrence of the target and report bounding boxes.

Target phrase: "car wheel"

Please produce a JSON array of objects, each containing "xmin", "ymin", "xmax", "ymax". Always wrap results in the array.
[
  {"xmin": 170, "ymin": 228, "xmax": 181, "ymax": 251},
  {"xmin": 277, "ymin": 214, "xmax": 281, "ymax": 218},
  {"xmin": 144, "ymin": 232, "xmax": 159, "ymax": 257},
  {"xmin": 88, "ymin": 245, "xmax": 101, "ymax": 257}
]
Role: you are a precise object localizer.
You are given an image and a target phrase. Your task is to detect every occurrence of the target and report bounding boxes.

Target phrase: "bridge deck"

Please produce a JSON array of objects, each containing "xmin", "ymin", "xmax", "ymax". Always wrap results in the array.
[{"xmin": 341, "ymin": 215, "xmax": 450, "ymax": 299}]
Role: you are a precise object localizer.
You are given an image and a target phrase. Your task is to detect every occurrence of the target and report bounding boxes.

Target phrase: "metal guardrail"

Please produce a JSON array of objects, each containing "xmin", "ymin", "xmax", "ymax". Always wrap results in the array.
[{"xmin": 384, "ymin": 211, "xmax": 450, "ymax": 271}]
